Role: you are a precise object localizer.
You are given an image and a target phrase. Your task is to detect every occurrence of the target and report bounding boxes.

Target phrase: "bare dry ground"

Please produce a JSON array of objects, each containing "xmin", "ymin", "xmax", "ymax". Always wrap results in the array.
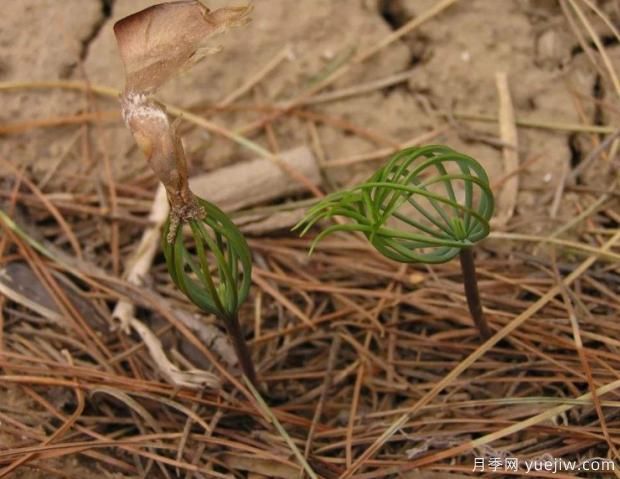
[{"xmin": 0, "ymin": 0, "xmax": 619, "ymax": 478}]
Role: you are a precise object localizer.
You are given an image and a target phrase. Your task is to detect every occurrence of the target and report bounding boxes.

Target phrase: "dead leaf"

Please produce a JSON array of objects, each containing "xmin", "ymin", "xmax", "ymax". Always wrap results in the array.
[{"xmin": 114, "ymin": 0, "xmax": 252, "ymax": 93}]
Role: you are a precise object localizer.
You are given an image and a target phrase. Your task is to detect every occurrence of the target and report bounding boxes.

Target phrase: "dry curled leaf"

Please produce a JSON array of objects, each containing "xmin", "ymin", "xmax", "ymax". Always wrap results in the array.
[{"xmin": 114, "ymin": 0, "xmax": 252, "ymax": 93}]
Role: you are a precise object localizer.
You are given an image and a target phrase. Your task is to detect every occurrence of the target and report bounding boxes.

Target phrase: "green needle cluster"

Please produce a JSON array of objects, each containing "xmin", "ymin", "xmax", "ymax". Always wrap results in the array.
[
  {"xmin": 296, "ymin": 145, "xmax": 494, "ymax": 264},
  {"xmin": 162, "ymin": 197, "xmax": 252, "ymax": 319},
  {"xmin": 296, "ymin": 144, "xmax": 495, "ymax": 340},
  {"xmin": 162, "ymin": 196, "xmax": 259, "ymax": 386}
]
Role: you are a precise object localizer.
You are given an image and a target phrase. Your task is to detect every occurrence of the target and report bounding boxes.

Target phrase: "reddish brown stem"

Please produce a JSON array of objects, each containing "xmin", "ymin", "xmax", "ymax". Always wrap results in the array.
[
  {"xmin": 222, "ymin": 313, "xmax": 259, "ymax": 389},
  {"xmin": 459, "ymin": 247, "xmax": 492, "ymax": 340}
]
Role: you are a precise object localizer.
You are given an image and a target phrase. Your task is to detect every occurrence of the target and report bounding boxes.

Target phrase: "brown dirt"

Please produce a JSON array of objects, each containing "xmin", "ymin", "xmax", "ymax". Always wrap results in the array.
[{"xmin": 2, "ymin": 0, "xmax": 616, "ymax": 223}]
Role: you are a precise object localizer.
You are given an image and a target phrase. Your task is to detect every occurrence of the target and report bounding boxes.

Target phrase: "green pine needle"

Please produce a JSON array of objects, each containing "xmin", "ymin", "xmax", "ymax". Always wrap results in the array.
[
  {"xmin": 162, "ymin": 197, "xmax": 252, "ymax": 320},
  {"xmin": 295, "ymin": 145, "xmax": 495, "ymax": 264}
]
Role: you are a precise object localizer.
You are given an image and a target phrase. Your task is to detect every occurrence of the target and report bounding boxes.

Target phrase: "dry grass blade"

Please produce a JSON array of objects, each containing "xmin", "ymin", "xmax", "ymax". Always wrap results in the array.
[
  {"xmin": 298, "ymin": 0, "xmax": 461, "ymax": 100},
  {"xmin": 0, "ymin": 353, "xmax": 84, "ymax": 477},
  {"xmin": 565, "ymin": 0, "xmax": 620, "ymax": 97},
  {"xmin": 411, "ymin": 378, "xmax": 620, "ymax": 468},
  {"xmin": 243, "ymin": 377, "xmax": 319, "ymax": 479},
  {"xmin": 127, "ymin": 317, "xmax": 220, "ymax": 390},
  {"xmin": 339, "ymin": 230, "xmax": 620, "ymax": 478},
  {"xmin": 1, "ymin": 160, "xmax": 82, "ymax": 260}
]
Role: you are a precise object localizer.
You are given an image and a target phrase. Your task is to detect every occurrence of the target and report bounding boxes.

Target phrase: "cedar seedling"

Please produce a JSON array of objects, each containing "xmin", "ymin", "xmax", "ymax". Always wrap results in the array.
[
  {"xmin": 296, "ymin": 145, "xmax": 494, "ymax": 340},
  {"xmin": 114, "ymin": 1, "xmax": 259, "ymax": 387}
]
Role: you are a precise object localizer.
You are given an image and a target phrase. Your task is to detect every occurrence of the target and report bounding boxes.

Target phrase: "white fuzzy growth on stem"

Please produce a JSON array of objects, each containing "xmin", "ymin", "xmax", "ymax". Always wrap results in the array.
[{"xmin": 120, "ymin": 91, "xmax": 169, "ymax": 128}]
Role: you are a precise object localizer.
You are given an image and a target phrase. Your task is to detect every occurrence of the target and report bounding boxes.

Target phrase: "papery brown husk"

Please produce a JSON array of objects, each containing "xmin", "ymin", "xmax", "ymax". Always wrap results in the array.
[
  {"xmin": 120, "ymin": 92, "xmax": 194, "ymax": 214},
  {"xmin": 114, "ymin": 0, "xmax": 252, "ymax": 93}
]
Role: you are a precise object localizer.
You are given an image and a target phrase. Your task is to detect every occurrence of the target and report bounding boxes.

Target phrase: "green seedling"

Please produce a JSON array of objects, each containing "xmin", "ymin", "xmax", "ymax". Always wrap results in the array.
[
  {"xmin": 161, "ymin": 197, "xmax": 257, "ymax": 387},
  {"xmin": 296, "ymin": 145, "xmax": 494, "ymax": 340},
  {"xmin": 114, "ymin": 1, "xmax": 258, "ymax": 387}
]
